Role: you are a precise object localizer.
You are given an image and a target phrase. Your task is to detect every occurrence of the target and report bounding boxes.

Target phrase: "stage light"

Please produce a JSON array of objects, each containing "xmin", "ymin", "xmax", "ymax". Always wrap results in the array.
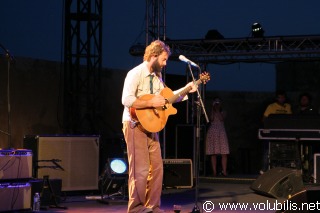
[
  {"xmin": 100, "ymin": 158, "xmax": 128, "ymax": 178},
  {"xmin": 251, "ymin": 22, "xmax": 265, "ymax": 38},
  {"xmin": 99, "ymin": 158, "xmax": 128, "ymax": 198},
  {"xmin": 109, "ymin": 158, "xmax": 128, "ymax": 175}
]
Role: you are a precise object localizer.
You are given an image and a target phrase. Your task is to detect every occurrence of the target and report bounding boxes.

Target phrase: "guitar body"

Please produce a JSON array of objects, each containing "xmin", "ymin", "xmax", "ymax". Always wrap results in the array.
[
  {"xmin": 130, "ymin": 87, "xmax": 177, "ymax": 133},
  {"xmin": 129, "ymin": 72, "xmax": 210, "ymax": 133}
]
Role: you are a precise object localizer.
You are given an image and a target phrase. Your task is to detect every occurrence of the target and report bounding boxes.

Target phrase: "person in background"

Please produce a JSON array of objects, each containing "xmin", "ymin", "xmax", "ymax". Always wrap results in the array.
[
  {"xmin": 260, "ymin": 90, "xmax": 292, "ymax": 174},
  {"xmin": 296, "ymin": 92, "xmax": 316, "ymax": 114},
  {"xmin": 121, "ymin": 40, "xmax": 197, "ymax": 213},
  {"xmin": 263, "ymin": 90, "xmax": 292, "ymax": 121},
  {"xmin": 205, "ymin": 97, "xmax": 229, "ymax": 177}
]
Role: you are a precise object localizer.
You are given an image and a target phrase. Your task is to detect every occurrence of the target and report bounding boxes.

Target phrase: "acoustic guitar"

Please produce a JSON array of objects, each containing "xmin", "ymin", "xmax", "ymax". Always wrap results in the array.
[{"xmin": 130, "ymin": 72, "xmax": 210, "ymax": 133}]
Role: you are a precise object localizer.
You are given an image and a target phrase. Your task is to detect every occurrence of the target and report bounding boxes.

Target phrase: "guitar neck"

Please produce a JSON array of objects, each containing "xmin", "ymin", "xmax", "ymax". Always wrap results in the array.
[{"xmin": 167, "ymin": 79, "xmax": 202, "ymax": 104}]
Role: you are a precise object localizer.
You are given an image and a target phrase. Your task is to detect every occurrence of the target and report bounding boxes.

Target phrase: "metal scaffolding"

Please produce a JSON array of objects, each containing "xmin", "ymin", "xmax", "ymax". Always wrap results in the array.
[
  {"xmin": 165, "ymin": 35, "xmax": 320, "ymax": 64},
  {"xmin": 146, "ymin": 0, "xmax": 166, "ymax": 44},
  {"xmin": 64, "ymin": 0, "xmax": 103, "ymax": 134}
]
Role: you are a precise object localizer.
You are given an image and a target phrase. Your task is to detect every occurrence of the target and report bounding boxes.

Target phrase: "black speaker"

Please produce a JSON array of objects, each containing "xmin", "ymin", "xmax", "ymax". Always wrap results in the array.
[
  {"xmin": 275, "ymin": 188, "xmax": 320, "ymax": 213},
  {"xmin": 163, "ymin": 159, "xmax": 193, "ymax": 188},
  {"xmin": 250, "ymin": 167, "xmax": 305, "ymax": 199}
]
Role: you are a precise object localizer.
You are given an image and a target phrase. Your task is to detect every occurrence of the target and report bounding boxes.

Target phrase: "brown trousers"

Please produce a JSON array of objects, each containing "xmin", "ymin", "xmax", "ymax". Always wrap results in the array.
[{"xmin": 123, "ymin": 121, "xmax": 163, "ymax": 213}]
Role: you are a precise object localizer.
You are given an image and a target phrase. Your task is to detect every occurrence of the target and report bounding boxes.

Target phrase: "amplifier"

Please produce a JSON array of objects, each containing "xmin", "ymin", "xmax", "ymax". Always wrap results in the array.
[
  {"xmin": 163, "ymin": 159, "xmax": 193, "ymax": 188},
  {"xmin": 314, "ymin": 153, "xmax": 320, "ymax": 183},
  {"xmin": 24, "ymin": 135, "xmax": 100, "ymax": 191},
  {"xmin": 0, "ymin": 182, "xmax": 31, "ymax": 212},
  {"xmin": 0, "ymin": 149, "xmax": 32, "ymax": 180}
]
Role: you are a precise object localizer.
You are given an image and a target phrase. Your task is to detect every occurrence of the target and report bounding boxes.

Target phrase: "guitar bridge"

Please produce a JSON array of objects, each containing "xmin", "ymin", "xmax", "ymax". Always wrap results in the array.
[{"xmin": 153, "ymin": 108, "xmax": 159, "ymax": 117}]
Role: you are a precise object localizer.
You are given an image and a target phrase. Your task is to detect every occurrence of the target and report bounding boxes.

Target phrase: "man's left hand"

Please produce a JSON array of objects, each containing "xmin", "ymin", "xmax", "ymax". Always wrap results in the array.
[{"xmin": 186, "ymin": 81, "xmax": 198, "ymax": 93}]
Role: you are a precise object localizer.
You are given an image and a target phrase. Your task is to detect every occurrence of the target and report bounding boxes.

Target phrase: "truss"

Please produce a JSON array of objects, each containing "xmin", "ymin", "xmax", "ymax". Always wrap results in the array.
[
  {"xmin": 64, "ymin": 0, "xmax": 102, "ymax": 133},
  {"xmin": 146, "ymin": 0, "xmax": 166, "ymax": 44},
  {"xmin": 164, "ymin": 35, "xmax": 320, "ymax": 64}
]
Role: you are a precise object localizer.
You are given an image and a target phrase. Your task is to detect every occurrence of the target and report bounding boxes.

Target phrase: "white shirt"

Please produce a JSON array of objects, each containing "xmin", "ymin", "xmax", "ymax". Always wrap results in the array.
[{"xmin": 121, "ymin": 61, "xmax": 189, "ymax": 123}]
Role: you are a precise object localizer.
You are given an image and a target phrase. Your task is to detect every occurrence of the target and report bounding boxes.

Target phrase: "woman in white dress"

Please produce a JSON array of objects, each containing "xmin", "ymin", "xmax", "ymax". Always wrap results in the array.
[{"xmin": 205, "ymin": 97, "xmax": 229, "ymax": 176}]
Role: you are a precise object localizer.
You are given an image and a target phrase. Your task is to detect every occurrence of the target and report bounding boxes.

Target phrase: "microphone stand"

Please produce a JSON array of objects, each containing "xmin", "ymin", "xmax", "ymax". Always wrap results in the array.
[
  {"xmin": 0, "ymin": 43, "xmax": 14, "ymax": 149},
  {"xmin": 186, "ymin": 62, "xmax": 209, "ymax": 213}
]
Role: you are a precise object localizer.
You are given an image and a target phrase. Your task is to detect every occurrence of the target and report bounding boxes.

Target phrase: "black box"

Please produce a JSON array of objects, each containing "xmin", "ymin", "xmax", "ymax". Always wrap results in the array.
[{"xmin": 163, "ymin": 159, "xmax": 193, "ymax": 188}]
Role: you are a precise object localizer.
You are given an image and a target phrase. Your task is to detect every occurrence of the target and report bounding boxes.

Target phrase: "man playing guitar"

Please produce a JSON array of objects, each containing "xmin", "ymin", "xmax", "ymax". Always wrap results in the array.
[{"xmin": 121, "ymin": 40, "xmax": 208, "ymax": 213}]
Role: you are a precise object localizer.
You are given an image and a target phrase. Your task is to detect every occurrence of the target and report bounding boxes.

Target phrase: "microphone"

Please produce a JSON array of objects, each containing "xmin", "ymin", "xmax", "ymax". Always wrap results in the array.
[{"xmin": 179, "ymin": 55, "xmax": 199, "ymax": 67}]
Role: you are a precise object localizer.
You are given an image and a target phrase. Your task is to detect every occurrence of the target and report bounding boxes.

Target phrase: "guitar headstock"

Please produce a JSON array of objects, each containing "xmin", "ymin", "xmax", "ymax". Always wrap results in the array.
[{"xmin": 199, "ymin": 72, "xmax": 210, "ymax": 84}]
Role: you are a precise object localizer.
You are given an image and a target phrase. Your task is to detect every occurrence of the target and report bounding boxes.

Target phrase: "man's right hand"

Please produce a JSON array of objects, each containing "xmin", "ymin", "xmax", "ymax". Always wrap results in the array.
[{"xmin": 150, "ymin": 95, "xmax": 166, "ymax": 108}]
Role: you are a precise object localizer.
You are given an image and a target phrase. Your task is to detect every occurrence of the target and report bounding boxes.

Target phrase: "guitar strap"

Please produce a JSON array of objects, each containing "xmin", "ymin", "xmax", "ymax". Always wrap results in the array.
[
  {"xmin": 136, "ymin": 123, "xmax": 152, "ymax": 135},
  {"xmin": 158, "ymin": 75, "xmax": 167, "ymax": 88}
]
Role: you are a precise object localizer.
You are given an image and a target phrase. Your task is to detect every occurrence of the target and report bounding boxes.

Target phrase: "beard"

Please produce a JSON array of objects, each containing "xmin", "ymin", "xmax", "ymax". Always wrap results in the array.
[{"xmin": 151, "ymin": 59, "xmax": 162, "ymax": 74}]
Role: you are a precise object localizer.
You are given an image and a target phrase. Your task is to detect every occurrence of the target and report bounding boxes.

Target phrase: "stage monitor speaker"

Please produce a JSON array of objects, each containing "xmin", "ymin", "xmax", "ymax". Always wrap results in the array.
[
  {"xmin": 275, "ymin": 188, "xmax": 320, "ymax": 213},
  {"xmin": 0, "ymin": 182, "xmax": 31, "ymax": 212},
  {"xmin": 0, "ymin": 149, "xmax": 32, "ymax": 180},
  {"xmin": 250, "ymin": 167, "xmax": 305, "ymax": 199},
  {"xmin": 23, "ymin": 135, "xmax": 100, "ymax": 191},
  {"xmin": 163, "ymin": 159, "xmax": 193, "ymax": 188}
]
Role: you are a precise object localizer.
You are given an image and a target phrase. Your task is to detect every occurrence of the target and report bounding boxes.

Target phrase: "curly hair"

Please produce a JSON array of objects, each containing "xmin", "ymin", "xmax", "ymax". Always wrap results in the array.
[{"xmin": 143, "ymin": 40, "xmax": 171, "ymax": 61}]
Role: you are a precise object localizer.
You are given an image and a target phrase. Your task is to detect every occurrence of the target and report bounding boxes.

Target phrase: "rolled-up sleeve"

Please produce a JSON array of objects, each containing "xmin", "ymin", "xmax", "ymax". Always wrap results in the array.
[{"xmin": 173, "ymin": 87, "xmax": 189, "ymax": 102}]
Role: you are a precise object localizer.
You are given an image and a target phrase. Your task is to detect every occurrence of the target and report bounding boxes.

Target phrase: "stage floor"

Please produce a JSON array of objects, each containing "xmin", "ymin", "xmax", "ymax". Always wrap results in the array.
[{"xmin": 23, "ymin": 175, "xmax": 320, "ymax": 213}]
